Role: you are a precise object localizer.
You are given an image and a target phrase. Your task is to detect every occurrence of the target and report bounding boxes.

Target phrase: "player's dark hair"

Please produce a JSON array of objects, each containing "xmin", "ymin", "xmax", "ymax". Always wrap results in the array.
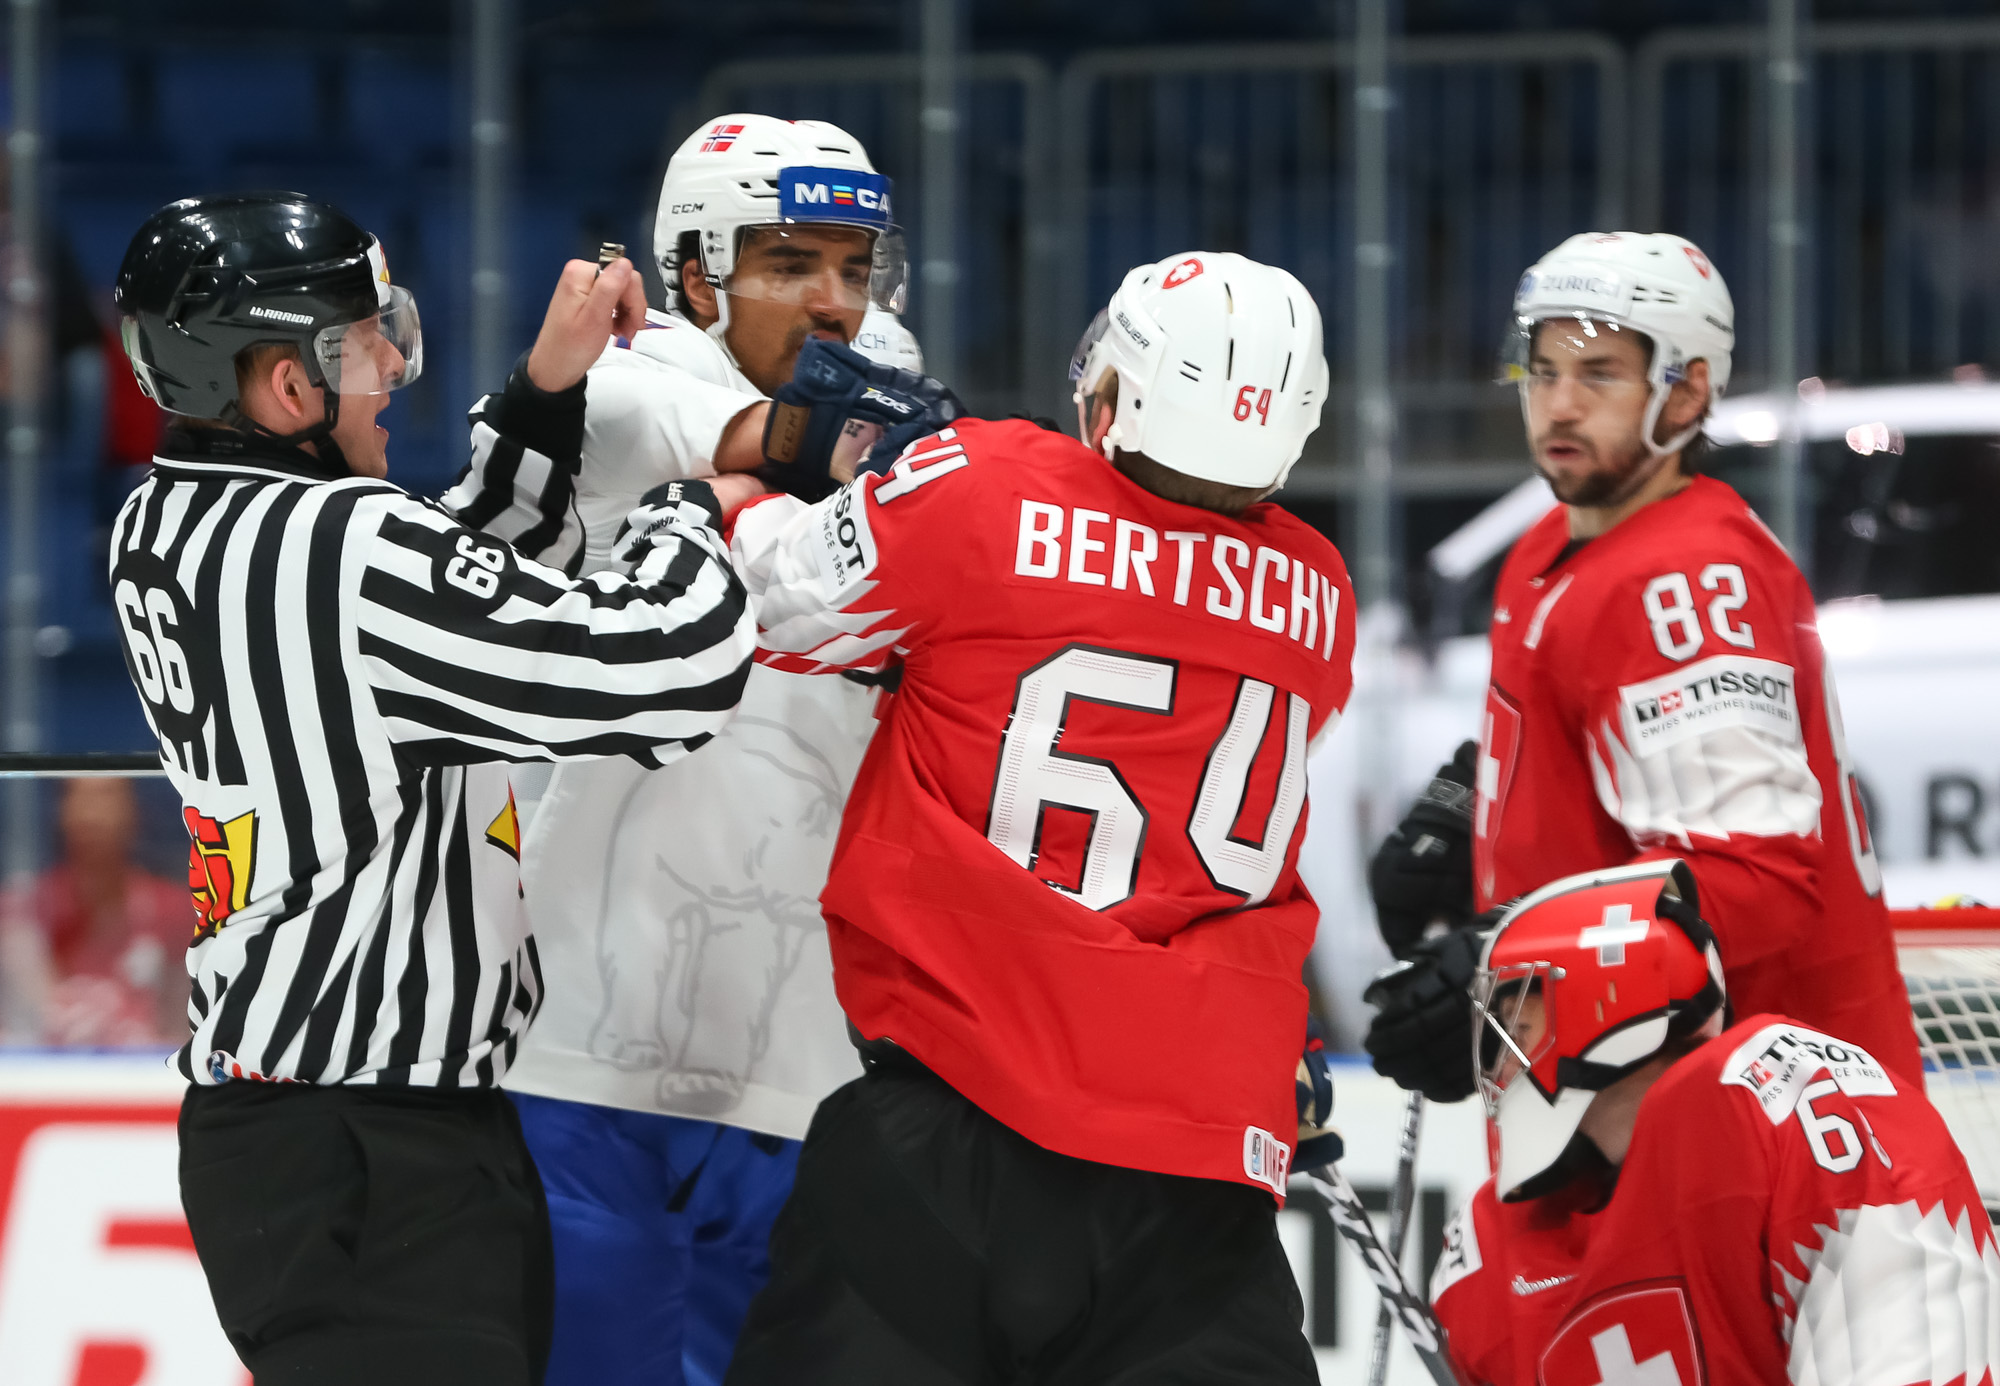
[
  {"xmin": 1089, "ymin": 374, "xmax": 1271, "ymax": 516},
  {"xmin": 672, "ymin": 230, "xmax": 701, "ymax": 317},
  {"xmin": 1677, "ymin": 427, "xmax": 1711, "ymax": 474}
]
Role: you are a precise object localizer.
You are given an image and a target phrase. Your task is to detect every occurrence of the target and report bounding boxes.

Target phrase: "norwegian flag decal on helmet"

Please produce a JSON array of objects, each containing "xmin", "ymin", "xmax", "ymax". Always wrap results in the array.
[{"xmin": 701, "ymin": 122, "xmax": 746, "ymax": 153}]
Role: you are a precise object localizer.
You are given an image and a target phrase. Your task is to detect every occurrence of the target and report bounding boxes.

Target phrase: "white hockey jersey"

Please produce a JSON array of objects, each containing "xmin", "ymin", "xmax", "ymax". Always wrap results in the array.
[{"xmin": 489, "ymin": 308, "xmax": 889, "ymax": 1136}]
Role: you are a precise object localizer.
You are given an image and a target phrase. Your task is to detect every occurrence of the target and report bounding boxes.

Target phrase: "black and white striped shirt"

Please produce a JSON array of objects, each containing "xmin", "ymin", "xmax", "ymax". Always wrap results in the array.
[{"xmin": 110, "ymin": 430, "xmax": 752, "ymax": 1088}]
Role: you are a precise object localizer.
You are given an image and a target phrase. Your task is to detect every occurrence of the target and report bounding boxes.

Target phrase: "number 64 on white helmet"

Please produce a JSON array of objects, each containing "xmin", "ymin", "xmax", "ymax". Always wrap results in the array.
[{"xmin": 1068, "ymin": 252, "xmax": 1329, "ymax": 492}]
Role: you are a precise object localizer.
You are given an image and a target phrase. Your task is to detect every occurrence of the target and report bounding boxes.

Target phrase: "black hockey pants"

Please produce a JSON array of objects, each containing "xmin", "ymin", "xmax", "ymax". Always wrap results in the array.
[{"xmin": 724, "ymin": 1045, "xmax": 1317, "ymax": 1386}]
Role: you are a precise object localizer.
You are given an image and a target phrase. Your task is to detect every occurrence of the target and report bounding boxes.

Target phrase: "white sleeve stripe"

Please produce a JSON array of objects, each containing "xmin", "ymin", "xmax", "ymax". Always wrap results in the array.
[
  {"xmin": 1591, "ymin": 717, "xmax": 1820, "ymax": 847},
  {"xmin": 1782, "ymin": 1200, "xmax": 2000, "ymax": 1386}
]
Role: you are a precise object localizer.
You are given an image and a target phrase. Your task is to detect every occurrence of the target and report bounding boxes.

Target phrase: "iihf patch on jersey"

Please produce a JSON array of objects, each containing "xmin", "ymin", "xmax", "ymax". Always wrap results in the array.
[
  {"xmin": 1242, "ymin": 1124, "xmax": 1291, "ymax": 1195},
  {"xmin": 1721, "ymin": 1022, "xmax": 1895, "ymax": 1124},
  {"xmin": 1617, "ymin": 653, "xmax": 1801, "ymax": 757},
  {"xmin": 813, "ymin": 482, "xmax": 878, "ymax": 598}
]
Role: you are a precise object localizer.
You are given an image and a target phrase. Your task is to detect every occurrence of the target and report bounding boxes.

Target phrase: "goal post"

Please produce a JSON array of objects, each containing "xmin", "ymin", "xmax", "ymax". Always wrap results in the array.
[{"xmin": 1895, "ymin": 906, "xmax": 2000, "ymax": 1215}]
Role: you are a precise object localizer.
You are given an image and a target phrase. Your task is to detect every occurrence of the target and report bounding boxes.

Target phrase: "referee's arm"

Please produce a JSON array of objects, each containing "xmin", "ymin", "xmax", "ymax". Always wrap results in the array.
[{"xmin": 354, "ymin": 493, "xmax": 752, "ymax": 768}]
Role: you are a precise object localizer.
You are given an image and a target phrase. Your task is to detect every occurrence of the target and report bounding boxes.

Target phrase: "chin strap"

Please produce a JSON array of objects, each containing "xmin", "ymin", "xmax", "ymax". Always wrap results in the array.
[
  {"xmin": 1641, "ymin": 379, "xmax": 1704, "ymax": 459},
  {"xmin": 219, "ymin": 391, "xmax": 350, "ymax": 474}
]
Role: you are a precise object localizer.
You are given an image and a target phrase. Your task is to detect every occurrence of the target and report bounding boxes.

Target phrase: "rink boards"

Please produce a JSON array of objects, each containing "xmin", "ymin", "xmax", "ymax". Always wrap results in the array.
[{"xmin": 0, "ymin": 1053, "xmax": 1489, "ymax": 1386}]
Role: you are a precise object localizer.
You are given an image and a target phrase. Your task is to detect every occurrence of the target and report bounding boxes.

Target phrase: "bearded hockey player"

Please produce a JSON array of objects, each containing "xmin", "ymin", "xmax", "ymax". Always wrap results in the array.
[
  {"xmin": 1365, "ymin": 232, "xmax": 1920, "ymax": 1103},
  {"xmin": 441, "ymin": 114, "xmax": 949, "ymax": 1386},
  {"xmin": 1430, "ymin": 860, "xmax": 1996, "ymax": 1386},
  {"xmin": 712, "ymin": 251, "xmax": 1354, "ymax": 1385}
]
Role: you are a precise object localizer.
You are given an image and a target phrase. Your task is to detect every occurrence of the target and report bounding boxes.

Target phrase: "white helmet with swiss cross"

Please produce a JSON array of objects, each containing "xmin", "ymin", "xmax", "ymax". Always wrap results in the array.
[
  {"xmin": 1502, "ymin": 231, "xmax": 1736, "ymax": 459},
  {"xmin": 1069, "ymin": 251, "xmax": 1328, "ymax": 492}
]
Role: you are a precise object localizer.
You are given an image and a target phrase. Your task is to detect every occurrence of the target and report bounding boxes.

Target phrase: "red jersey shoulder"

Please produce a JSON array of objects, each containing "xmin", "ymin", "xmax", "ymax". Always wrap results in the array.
[{"xmin": 1635, "ymin": 1014, "xmax": 1902, "ymax": 1165}]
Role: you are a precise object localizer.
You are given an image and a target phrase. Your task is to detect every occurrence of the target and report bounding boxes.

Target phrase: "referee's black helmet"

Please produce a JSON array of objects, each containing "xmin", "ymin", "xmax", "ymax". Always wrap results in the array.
[{"xmin": 114, "ymin": 193, "xmax": 422, "ymax": 419}]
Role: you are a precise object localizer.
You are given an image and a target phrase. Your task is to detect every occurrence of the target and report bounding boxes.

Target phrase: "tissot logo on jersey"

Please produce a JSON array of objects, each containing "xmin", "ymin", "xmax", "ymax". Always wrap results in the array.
[
  {"xmin": 812, "ymin": 481, "xmax": 879, "ymax": 599},
  {"xmin": 1012, "ymin": 500, "xmax": 1342, "ymax": 661},
  {"xmin": 1618, "ymin": 653, "xmax": 1801, "ymax": 757},
  {"xmin": 1721, "ymin": 1022, "xmax": 1894, "ymax": 1124}
]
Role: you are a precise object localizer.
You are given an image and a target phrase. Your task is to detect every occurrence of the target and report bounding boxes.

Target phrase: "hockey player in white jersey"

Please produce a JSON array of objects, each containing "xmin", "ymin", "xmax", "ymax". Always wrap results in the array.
[{"xmin": 443, "ymin": 114, "xmax": 931, "ymax": 1386}]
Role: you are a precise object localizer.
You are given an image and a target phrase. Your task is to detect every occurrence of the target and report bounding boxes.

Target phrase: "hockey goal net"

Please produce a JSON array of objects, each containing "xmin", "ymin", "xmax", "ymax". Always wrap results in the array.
[{"xmin": 1897, "ymin": 906, "xmax": 2000, "ymax": 1214}]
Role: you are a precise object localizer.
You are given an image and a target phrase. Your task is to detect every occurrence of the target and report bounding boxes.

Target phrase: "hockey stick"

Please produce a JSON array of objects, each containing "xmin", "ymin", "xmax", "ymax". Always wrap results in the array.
[
  {"xmin": 1304, "ymin": 1162, "xmax": 1468, "ymax": 1386},
  {"xmin": 1367, "ymin": 1091, "xmax": 1427, "ymax": 1386}
]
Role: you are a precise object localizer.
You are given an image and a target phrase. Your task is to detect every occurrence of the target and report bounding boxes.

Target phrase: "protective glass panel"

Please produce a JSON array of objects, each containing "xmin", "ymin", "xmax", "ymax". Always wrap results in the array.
[{"xmin": 311, "ymin": 285, "xmax": 423, "ymax": 396}]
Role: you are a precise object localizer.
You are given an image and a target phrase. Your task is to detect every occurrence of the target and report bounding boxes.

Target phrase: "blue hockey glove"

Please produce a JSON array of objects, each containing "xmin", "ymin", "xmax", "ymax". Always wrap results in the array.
[
  {"xmin": 760, "ymin": 337, "xmax": 964, "ymax": 502},
  {"xmin": 1296, "ymin": 1016, "xmax": 1344, "ymax": 1172}
]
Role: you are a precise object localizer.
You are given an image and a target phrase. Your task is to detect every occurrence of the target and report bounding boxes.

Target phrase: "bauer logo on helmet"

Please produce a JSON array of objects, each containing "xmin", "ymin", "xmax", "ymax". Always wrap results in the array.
[{"xmin": 1162, "ymin": 257, "xmax": 1205, "ymax": 289}]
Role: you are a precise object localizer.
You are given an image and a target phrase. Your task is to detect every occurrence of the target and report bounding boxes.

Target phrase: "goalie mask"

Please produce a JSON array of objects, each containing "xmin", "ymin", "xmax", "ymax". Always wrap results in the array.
[
  {"xmin": 1473, "ymin": 859, "xmax": 1724, "ymax": 1202},
  {"xmin": 1500, "ymin": 231, "xmax": 1735, "ymax": 460}
]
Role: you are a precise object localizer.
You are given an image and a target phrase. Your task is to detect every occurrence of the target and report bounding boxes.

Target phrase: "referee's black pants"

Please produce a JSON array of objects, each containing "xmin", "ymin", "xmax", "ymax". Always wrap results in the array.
[
  {"xmin": 179, "ymin": 1081, "xmax": 555, "ymax": 1386},
  {"xmin": 725, "ymin": 1047, "xmax": 1318, "ymax": 1386}
]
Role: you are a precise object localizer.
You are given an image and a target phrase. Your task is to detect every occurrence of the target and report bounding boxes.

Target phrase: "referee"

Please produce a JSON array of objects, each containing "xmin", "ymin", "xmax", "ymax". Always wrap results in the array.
[{"xmin": 109, "ymin": 194, "xmax": 753, "ymax": 1385}]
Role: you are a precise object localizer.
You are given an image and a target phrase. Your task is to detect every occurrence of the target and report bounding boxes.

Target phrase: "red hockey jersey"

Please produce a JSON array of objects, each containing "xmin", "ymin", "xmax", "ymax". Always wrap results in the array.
[
  {"xmin": 1433, "ymin": 1014, "xmax": 1998, "ymax": 1386},
  {"xmin": 730, "ymin": 420, "xmax": 1357, "ymax": 1197},
  {"xmin": 1475, "ymin": 477, "xmax": 1919, "ymax": 1081}
]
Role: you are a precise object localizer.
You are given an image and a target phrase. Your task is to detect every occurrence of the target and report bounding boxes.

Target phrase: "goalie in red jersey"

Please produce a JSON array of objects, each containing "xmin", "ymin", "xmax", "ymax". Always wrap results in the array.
[
  {"xmin": 1429, "ymin": 860, "xmax": 1997, "ymax": 1386},
  {"xmin": 1365, "ymin": 232, "xmax": 1921, "ymax": 1105}
]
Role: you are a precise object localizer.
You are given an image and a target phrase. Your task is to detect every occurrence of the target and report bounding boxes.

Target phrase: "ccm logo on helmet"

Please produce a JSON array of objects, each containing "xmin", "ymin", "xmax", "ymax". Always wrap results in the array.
[
  {"xmin": 670, "ymin": 202, "xmax": 704, "ymax": 215},
  {"xmin": 248, "ymin": 305, "xmax": 315, "ymax": 326}
]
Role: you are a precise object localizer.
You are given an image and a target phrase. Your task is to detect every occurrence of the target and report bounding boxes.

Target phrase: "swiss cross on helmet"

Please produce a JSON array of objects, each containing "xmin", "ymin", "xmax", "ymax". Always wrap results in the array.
[
  {"xmin": 1472, "ymin": 859, "xmax": 1724, "ymax": 1201},
  {"xmin": 1500, "ymin": 231, "xmax": 1735, "ymax": 460},
  {"xmin": 1068, "ymin": 251, "xmax": 1328, "ymax": 491},
  {"xmin": 114, "ymin": 193, "xmax": 422, "ymax": 422}
]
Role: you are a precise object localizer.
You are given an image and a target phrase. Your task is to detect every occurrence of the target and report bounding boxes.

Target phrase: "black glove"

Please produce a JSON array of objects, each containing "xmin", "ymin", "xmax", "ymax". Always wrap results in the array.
[
  {"xmin": 1368, "ymin": 739, "xmax": 1478, "ymax": 959},
  {"xmin": 1361, "ymin": 924, "xmax": 1485, "ymax": 1104},
  {"xmin": 614, "ymin": 479, "xmax": 725, "ymax": 568},
  {"xmin": 760, "ymin": 337, "xmax": 964, "ymax": 502}
]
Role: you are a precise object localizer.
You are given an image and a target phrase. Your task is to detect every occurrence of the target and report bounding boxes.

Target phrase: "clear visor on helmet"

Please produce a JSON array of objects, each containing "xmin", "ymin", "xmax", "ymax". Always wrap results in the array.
[
  {"xmin": 722, "ymin": 225, "xmax": 906, "ymax": 314},
  {"xmin": 312, "ymin": 285, "xmax": 423, "ymax": 396},
  {"xmin": 1067, "ymin": 307, "xmax": 1111, "ymax": 388},
  {"xmin": 1496, "ymin": 312, "xmax": 1654, "ymax": 391},
  {"xmin": 1471, "ymin": 962, "xmax": 1565, "ymax": 1118}
]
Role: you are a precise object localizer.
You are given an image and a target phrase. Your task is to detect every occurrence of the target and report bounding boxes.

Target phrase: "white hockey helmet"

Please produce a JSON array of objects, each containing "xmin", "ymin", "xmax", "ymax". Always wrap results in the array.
[
  {"xmin": 1502, "ymin": 231, "xmax": 1736, "ymax": 458},
  {"xmin": 1069, "ymin": 251, "xmax": 1328, "ymax": 491},
  {"xmin": 653, "ymin": 113, "xmax": 908, "ymax": 319}
]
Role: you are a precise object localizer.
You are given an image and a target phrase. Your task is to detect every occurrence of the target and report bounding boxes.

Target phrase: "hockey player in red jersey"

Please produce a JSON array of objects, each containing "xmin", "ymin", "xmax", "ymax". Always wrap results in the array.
[
  {"xmin": 715, "ymin": 252, "xmax": 1354, "ymax": 1384},
  {"xmin": 1429, "ymin": 859, "xmax": 1996, "ymax": 1386},
  {"xmin": 1365, "ymin": 232, "xmax": 1920, "ymax": 1103}
]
